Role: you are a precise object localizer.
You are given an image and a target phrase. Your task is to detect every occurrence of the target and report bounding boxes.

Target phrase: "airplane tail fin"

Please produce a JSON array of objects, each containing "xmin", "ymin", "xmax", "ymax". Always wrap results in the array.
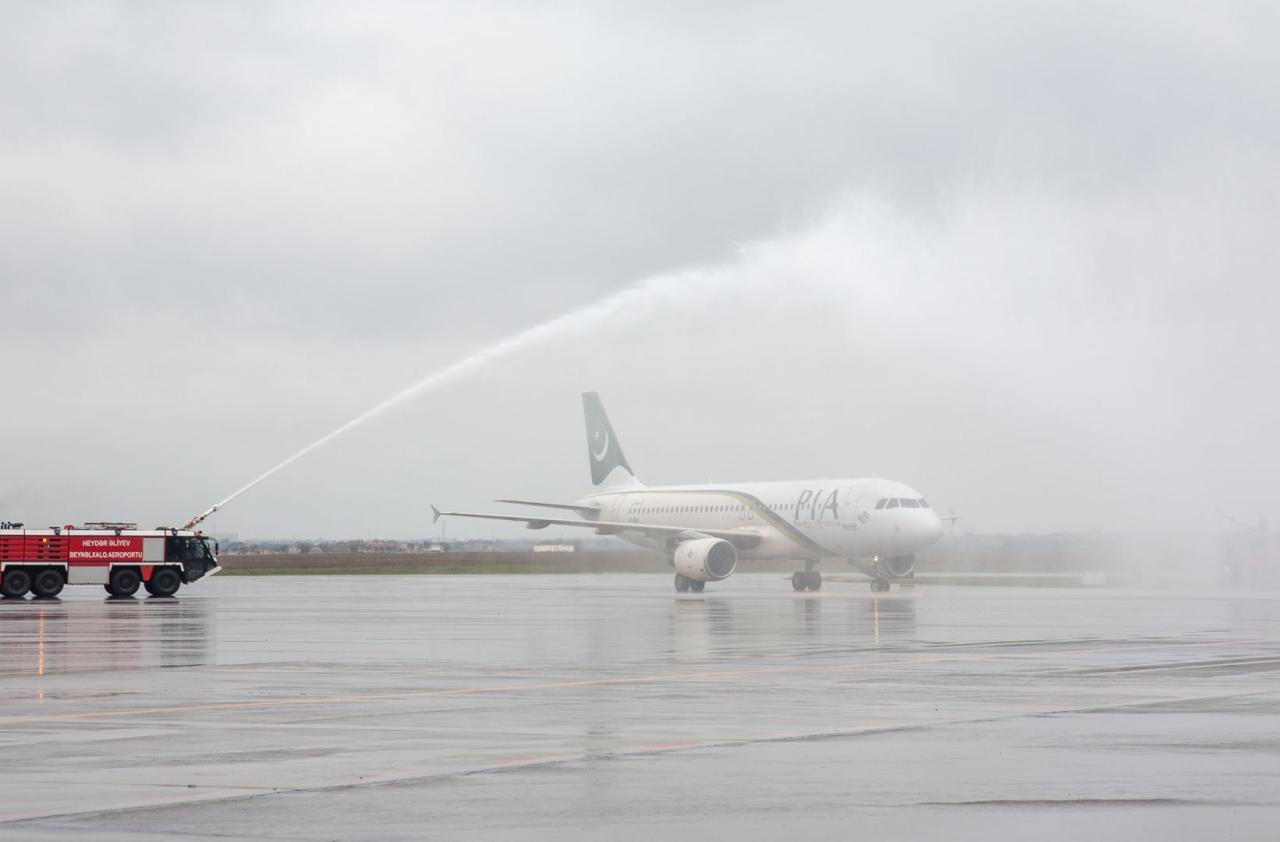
[{"xmin": 583, "ymin": 392, "xmax": 640, "ymax": 488}]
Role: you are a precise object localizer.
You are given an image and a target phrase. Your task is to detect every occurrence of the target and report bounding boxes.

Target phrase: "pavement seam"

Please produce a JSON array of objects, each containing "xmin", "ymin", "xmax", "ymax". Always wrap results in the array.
[{"xmin": 3, "ymin": 686, "xmax": 1275, "ymax": 830}]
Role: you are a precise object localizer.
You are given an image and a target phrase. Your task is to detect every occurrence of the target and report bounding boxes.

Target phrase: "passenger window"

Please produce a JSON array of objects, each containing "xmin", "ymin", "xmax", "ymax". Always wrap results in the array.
[{"xmin": 886, "ymin": 499, "xmax": 899, "ymax": 509}]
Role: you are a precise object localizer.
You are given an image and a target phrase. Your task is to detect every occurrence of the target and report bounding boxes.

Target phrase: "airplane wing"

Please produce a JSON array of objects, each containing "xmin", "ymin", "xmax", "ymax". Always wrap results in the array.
[
  {"xmin": 494, "ymin": 499, "xmax": 600, "ymax": 515},
  {"xmin": 431, "ymin": 506, "xmax": 763, "ymax": 550}
]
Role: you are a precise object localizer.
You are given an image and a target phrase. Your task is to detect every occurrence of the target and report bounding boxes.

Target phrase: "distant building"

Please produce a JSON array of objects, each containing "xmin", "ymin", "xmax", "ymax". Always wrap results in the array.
[{"xmin": 534, "ymin": 542, "xmax": 576, "ymax": 553}]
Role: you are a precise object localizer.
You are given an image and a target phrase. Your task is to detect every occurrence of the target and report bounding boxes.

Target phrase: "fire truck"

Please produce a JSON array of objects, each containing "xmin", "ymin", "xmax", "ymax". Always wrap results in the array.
[{"xmin": 0, "ymin": 521, "xmax": 221, "ymax": 599}]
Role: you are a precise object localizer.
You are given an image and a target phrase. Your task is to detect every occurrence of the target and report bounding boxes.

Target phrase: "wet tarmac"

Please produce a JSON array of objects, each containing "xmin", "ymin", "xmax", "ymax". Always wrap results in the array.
[{"xmin": 1, "ymin": 575, "xmax": 1278, "ymax": 840}]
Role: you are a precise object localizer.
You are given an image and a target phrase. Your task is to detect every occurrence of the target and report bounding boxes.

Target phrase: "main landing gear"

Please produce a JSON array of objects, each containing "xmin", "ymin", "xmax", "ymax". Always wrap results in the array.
[
  {"xmin": 870, "ymin": 578, "xmax": 891, "ymax": 593},
  {"xmin": 674, "ymin": 573, "xmax": 706, "ymax": 593},
  {"xmin": 791, "ymin": 570, "xmax": 822, "ymax": 591}
]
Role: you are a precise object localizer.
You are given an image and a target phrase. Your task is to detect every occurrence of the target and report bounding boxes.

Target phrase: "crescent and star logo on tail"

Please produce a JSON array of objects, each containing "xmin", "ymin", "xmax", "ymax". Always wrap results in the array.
[
  {"xmin": 583, "ymin": 392, "xmax": 633, "ymax": 486},
  {"xmin": 590, "ymin": 427, "xmax": 610, "ymax": 463}
]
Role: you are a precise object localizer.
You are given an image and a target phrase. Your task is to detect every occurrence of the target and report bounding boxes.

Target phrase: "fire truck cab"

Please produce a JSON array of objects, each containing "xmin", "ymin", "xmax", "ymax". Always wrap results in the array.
[{"xmin": 0, "ymin": 522, "xmax": 221, "ymax": 599}]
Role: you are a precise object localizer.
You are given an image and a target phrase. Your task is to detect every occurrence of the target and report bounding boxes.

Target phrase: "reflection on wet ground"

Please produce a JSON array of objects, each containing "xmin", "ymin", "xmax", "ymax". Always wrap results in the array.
[
  {"xmin": 0, "ymin": 575, "xmax": 1278, "ymax": 841},
  {"xmin": 0, "ymin": 596, "xmax": 215, "ymax": 678}
]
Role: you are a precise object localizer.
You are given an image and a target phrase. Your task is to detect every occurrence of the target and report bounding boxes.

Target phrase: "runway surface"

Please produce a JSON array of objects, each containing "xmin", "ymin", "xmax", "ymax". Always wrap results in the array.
[{"xmin": 1, "ymin": 574, "xmax": 1278, "ymax": 840}]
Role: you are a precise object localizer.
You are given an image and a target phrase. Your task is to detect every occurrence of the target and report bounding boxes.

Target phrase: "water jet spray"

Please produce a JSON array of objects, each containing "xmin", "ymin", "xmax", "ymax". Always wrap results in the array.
[{"xmin": 182, "ymin": 273, "xmax": 692, "ymax": 529}]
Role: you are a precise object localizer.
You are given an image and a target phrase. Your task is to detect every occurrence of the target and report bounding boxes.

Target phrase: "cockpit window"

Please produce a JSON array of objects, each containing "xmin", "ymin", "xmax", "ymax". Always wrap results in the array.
[
  {"xmin": 885, "ymin": 498, "xmax": 899, "ymax": 509},
  {"xmin": 900, "ymin": 498, "xmax": 920, "ymax": 508},
  {"xmin": 875, "ymin": 498, "xmax": 887, "ymax": 509},
  {"xmin": 918, "ymin": 498, "xmax": 930, "ymax": 508}
]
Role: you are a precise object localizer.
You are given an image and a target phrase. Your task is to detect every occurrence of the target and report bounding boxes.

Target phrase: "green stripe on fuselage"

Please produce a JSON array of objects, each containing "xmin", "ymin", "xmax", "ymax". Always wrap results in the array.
[
  {"xmin": 621, "ymin": 488, "xmax": 832, "ymax": 557},
  {"xmin": 719, "ymin": 489, "xmax": 833, "ymax": 557}
]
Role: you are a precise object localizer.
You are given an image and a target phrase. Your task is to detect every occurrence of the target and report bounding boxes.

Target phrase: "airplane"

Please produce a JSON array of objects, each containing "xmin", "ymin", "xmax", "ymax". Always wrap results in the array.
[{"xmin": 433, "ymin": 393, "xmax": 947, "ymax": 593}]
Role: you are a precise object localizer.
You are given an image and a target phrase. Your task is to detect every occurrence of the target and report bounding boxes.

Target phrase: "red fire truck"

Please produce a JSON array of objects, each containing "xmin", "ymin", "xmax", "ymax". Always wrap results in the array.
[{"xmin": 0, "ymin": 521, "xmax": 221, "ymax": 599}]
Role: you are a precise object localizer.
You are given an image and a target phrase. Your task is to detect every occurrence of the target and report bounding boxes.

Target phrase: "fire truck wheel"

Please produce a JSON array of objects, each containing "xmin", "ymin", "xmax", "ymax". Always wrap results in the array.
[
  {"xmin": 1, "ymin": 569, "xmax": 32, "ymax": 599},
  {"xmin": 31, "ymin": 569, "xmax": 65, "ymax": 599},
  {"xmin": 147, "ymin": 567, "xmax": 182, "ymax": 597},
  {"xmin": 108, "ymin": 567, "xmax": 142, "ymax": 597}
]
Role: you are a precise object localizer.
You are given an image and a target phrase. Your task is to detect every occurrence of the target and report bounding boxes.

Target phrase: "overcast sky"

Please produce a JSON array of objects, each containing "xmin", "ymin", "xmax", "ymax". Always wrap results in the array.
[{"xmin": 2, "ymin": 1, "xmax": 1277, "ymax": 539}]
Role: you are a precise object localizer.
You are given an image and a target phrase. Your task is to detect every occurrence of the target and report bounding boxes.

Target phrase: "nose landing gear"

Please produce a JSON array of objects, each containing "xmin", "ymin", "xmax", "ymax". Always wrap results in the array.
[{"xmin": 870, "ymin": 578, "xmax": 891, "ymax": 592}]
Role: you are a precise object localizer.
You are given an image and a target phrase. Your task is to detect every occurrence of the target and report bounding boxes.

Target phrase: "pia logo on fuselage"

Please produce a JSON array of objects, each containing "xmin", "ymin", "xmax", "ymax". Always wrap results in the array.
[{"xmin": 794, "ymin": 489, "xmax": 840, "ymax": 521}]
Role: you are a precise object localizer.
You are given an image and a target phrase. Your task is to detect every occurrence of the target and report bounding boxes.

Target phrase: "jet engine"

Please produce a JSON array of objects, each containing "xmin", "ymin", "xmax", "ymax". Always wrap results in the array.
[
  {"xmin": 879, "ymin": 555, "xmax": 916, "ymax": 578},
  {"xmin": 672, "ymin": 538, "xmax": 737, "ymax": 582}
]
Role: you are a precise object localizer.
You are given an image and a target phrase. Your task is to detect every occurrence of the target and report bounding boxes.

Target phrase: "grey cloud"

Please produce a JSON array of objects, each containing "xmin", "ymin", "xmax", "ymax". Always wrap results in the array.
[{"xmin": 2, "ymin": 1, "xmax": 1277, "ymax": 538}]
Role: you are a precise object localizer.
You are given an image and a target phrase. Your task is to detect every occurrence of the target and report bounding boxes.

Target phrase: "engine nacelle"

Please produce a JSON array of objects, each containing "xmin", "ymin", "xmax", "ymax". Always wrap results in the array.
[
  {"xmin": 850, "ymin": 554, "xmax": 917, "ymax": 580},
  {"xmin": 879, "ymin": 554, "xmax": 916, "ymax": 578},
  {"xmin": 672, "ymin": 538, "xmax": 737, "ymax": 582}
]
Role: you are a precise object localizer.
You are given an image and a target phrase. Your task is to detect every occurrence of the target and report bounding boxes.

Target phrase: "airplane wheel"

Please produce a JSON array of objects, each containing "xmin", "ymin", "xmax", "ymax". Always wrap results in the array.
[
  {"xmin": 31, "ymin": 569, "xmax": 65, "ymax": 599},
  {"xmin": 806, "ymin": 571, "xmax": 822, "ymax": 591},
  {"xmin": 871, "ymin": 578, "xmax": 890, "ymax": 593},
  {"xmin": 674, "ymin": 573, "xmax": 691, "ymax": 593},
  {"xmin": 1, "ymin": 569, "xmax": 32, "ymax": 599},
  {"xmin": 689, "ymin": 580, "xmax": 705, "ymax": 593},
  {"xmin": 791, "ymin": 572, "xmax": 807, "ymax": 592}
]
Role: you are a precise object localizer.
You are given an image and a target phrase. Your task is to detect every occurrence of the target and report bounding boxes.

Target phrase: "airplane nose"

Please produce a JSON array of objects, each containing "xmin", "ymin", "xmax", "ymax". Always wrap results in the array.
[{"xmin": 924, "ymin": 510, "xmax": 943, "ymax": 544}]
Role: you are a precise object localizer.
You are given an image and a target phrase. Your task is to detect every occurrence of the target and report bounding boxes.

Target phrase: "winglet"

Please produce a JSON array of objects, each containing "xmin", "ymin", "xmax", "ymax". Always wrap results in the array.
[{"xmin": 431, "ymin": 504, "xmax": 443, "ymax": 524}]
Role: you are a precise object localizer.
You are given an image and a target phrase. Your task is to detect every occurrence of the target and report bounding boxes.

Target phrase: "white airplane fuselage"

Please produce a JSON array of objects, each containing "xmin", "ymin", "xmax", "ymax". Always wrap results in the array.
[
  {"xmin": 436, "ymin": 393, "xmax": 948, "ymax": 591},
  {"xmin": 577, "ymin": 477, "xmax": 943, "ymax": 567}
]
